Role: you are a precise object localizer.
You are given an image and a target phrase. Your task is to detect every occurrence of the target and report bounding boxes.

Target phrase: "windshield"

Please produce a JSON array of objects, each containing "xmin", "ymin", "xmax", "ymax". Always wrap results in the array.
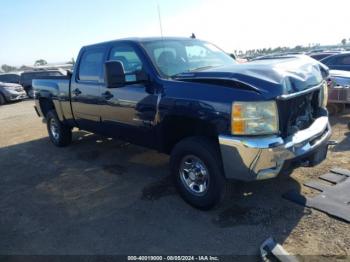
[{"xmin": 142, "ymin": 39, "xmax": 236, "ymax": 77}]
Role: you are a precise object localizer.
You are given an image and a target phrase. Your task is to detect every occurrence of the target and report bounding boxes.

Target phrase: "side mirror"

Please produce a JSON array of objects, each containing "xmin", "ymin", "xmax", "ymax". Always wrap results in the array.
[{"xmin": 104, "ymin": 60, "xmax": 125, "ymax": 88}]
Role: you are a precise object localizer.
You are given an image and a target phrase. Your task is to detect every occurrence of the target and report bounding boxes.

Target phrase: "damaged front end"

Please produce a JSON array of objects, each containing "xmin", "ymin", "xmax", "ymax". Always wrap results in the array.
[{"xmin": 215, "ymin": 57, "xmax": 331, "ymax": 181}]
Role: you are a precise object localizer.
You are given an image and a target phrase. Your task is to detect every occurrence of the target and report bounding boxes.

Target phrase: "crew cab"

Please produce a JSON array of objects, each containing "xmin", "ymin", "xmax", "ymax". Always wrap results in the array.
[{"xmin": 33, "ymin": 37, "xmax": 331, "ymax": 209}]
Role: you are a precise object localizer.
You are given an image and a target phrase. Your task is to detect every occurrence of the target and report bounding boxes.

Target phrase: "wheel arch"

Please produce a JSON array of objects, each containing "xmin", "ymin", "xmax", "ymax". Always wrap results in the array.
[
  {"xmin": 38, "ymin": 97, "xmax": 64, "ymax": 121},
  {"xmin": 158, "ymin": 115, "xmax": 220, "ymax": 154}
]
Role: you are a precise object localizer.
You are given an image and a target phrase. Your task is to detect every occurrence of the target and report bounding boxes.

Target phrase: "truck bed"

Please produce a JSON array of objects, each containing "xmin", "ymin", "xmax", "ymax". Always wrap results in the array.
[
  {"xmin": 33, "ymin": 76, "xmax": 70, "ymax": 97},
  {"xmin": 33, "ymin": 76, "xmax": 73, "ymax": 123}
]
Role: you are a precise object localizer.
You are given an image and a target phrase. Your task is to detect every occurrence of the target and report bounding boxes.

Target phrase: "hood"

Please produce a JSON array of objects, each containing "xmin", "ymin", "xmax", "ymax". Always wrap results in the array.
[
  {"xmin": 0, "ymin": 81, "xmax": 22, "ymax": 88},
  {"xmin": 174, "ymin": 55, "xmax": 326, "ymax": 98},
  {"xmin": 0, "ymin": 82, "xmax": 23, "ymax": 90}
]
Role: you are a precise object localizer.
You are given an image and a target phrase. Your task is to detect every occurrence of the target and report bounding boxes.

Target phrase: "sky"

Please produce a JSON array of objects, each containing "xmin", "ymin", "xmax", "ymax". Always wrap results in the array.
[{"xmin": 0, "ymin": 0, "xmax": 349, "ymax": 66}]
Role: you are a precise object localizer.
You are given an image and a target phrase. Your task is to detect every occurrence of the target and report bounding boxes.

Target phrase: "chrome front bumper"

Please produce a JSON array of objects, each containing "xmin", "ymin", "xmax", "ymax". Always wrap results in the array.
[{"xmin": 219, "ymin": 116, "xmax": 332, "ymax": 181}]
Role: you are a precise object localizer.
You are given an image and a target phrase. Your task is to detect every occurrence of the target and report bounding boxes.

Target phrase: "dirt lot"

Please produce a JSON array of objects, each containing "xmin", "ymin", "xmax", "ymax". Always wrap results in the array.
[{"xmin": 0, "ymin": 100, "xmax": 349, "ymax": 257}]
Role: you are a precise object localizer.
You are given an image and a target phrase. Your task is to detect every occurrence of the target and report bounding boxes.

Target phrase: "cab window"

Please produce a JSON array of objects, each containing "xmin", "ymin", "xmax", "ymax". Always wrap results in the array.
[
  {"xmin": 109, "ymin": 45, "xmax": 143, "ymax": 82},
  {"xmin": 78, "ymin": 49, "xmax": 105, "ymax": 82}
]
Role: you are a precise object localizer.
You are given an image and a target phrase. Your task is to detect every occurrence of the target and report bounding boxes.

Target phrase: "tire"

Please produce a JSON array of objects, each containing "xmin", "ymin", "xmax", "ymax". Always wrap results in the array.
[
  {"xmin": 170, "ymin": 136, "xmax": 228, "ymax": 210},
  {"xmin": 0, "ymin": 93, "xmax": 6, "ymax": 105},
  {"xmin": 46, "ymin": 110, "xmax": 72, "ymax": 147}
]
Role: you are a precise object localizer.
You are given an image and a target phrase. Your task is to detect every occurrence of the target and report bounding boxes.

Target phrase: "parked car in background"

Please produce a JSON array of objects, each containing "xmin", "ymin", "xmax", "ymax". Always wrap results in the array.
[
  {"xmin": 327, "ymin": 70, "xmax": 350, "ymax": 115},
  {"xmin": 309, "ymin": 51, "xmax": 342, "ymax": 61},
  {"xmin": 0, "ymin": 82, "xmax": 27, "ymax": 105},
  {"xmin": 33, "ymin": 37, "xmax": 331, "ymax": 209},
  {"xmin": 20, "ymin": 70, "xmax": 65, "ymax": 98},
  {"xmin": 321, "ymin": 53, "xmax": 350, "ymax": 71},
  {"xmin": 0, "ymin": 72, "xmax": 21, "ymax": 84}
]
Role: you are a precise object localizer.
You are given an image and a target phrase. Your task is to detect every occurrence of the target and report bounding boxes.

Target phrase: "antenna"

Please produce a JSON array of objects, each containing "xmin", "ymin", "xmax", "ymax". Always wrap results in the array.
[{"xmin": 157, "ymin": 2, "xmax": 164, "ymax": 38}]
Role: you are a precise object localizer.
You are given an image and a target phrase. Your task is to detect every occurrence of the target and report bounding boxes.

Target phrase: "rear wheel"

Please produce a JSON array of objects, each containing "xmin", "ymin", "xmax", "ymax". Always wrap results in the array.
[
  {"xmin": 46, "ymin": 110, "xmax": 72, "ymax": 147},
  {"xmin": 170, "ymin": 137, "xmax": 228, "ymax": 210},
  {"xmin": 0, "ymin": 93, "xmax": 6, "ymax": 105}
]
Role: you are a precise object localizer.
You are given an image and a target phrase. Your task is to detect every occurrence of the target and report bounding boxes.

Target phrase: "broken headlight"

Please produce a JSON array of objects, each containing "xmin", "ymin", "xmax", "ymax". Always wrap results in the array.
[{"xmin": 231, "ymin": 101, "xmax": 279, "ymax": 135}]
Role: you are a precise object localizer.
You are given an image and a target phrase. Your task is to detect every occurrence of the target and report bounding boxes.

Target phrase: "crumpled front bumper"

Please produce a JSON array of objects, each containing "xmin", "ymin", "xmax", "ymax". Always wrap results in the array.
[{"xmin": 219, "ymin": 115, "xmax": 331, "ymax": 181}]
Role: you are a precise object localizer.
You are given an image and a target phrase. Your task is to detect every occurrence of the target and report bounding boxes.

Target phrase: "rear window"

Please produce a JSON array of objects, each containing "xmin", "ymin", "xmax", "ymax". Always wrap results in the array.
[{"xmin": 78, "ymin": 48, "xmax": 105, "ymax": 82}]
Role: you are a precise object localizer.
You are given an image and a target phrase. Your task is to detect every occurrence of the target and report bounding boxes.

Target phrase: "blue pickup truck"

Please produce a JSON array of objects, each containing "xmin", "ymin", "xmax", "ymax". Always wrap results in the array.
[{"xmin": 33, "ymin": 37, "xmax": 331, "ymax": 209}]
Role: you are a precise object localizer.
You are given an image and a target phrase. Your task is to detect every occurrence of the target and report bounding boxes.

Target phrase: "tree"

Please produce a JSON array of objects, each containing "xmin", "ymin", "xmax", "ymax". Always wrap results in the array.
[
  {"xmin": 1, "ymin": 64, "xmax": 17, "ymax": 72},
  {"xmin": 34, "ymin": 59, "xmax": 48, "ymax": 66},
  {"xmin": 19, "ymin": 65, "xmax": 32, "ymax": 71},
  {"xmin": 341, "ymin": 38, "xmax": 347, "ymax": 45}
]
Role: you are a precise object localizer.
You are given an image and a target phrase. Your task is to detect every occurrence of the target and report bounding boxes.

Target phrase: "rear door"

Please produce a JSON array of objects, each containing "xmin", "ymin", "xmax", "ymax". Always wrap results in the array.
[
  {"xmin": 71, "ymin": 47, "xmax": 107, "ymax": 131},
  {"xmin": 99, "ymin": 43, "xmax": 158, "ymax": 147}
]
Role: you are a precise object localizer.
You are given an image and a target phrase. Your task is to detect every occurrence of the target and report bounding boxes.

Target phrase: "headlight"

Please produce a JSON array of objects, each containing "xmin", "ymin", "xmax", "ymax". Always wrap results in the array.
[
  {"xmin": 231, "ymin": 101, "xmax": 279, "ymax": 135},
  {"xmin": 319, "ymin": 80, "xmax": 328, "ymax": 108}
]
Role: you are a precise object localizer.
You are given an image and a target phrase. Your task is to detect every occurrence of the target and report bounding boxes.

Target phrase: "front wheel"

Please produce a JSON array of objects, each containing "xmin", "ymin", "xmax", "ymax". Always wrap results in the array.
[
  {"xmin": 46, "ymin": 110, "xmax": 72, "ymax": 147},
  {"xmin": 170, "ymin": 137, "xmax": 228, "ymax": 210}
]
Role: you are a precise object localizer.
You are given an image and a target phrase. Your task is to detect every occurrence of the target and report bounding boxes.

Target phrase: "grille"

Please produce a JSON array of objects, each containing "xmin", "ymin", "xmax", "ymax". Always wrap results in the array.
[{"xmin": 277, "ymin": 89, "xmax": 321, "ymax": 138}]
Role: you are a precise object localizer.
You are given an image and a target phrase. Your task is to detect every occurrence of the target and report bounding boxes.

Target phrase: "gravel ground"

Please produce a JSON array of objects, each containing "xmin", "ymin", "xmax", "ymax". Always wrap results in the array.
[{"xmin": 0, "ymin": 100, "xmax": 349, "ymax": 257}]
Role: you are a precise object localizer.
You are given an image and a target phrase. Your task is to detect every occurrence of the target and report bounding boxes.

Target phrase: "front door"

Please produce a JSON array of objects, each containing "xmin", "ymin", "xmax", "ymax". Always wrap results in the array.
[
  {"xmin": 100, "ymin": 43, "xmax": 158, "ymax": 147},
  {"xmin": 71, "ymin": 47, "xmax": 106, "ymax": 132}
]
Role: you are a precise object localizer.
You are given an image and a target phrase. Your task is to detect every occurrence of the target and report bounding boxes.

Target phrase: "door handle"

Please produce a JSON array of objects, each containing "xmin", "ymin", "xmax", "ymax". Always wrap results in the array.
[
  {"xmin": 101, "ymin": 91, "xmax": 114, "ymax": 100},
  {"xmin": 72, "ymin": 88, "xmax": 82, "ymax": 96}
]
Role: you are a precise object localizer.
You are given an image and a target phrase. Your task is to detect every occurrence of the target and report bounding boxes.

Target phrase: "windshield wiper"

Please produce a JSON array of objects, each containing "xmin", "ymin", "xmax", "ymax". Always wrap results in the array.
[{"xmin": 171, "ymin": 66, "xmax": 216, "ymax": 79}]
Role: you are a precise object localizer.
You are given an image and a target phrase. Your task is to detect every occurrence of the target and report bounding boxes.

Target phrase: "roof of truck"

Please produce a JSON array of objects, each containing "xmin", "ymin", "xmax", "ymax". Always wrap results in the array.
[{"xmin": 83, "ymin": 37, "xmax": 200, "ymax": 48}]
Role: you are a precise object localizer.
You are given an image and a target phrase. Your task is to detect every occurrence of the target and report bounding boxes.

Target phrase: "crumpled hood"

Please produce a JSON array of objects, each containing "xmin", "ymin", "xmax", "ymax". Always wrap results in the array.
[{"xmin": 175, "ymin": 55, "xmax": 326, "ymax": 98}]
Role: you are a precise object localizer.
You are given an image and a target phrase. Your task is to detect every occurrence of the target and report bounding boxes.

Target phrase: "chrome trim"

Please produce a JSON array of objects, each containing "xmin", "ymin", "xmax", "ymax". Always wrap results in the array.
[
  {"xmin": 219, "ymin": 115, "xmax": 331, "ymax": 181},
  {"xmin": 277, "ymin": 81, "xmax": 324, "ymax": 100}
]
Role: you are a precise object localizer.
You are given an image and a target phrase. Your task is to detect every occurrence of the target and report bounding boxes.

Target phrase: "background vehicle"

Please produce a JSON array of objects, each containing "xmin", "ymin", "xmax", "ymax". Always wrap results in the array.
[
  {"xmin": 20, "ymin": 69, "xmax": 65, "ymax": 98},
  {"xmin": 0, "ymin": 72, "xmax": 21, "ymax": 84},
  {"xmin": 0, "ymin": 82, "xmax": 26, "ymax": 105},
  {"xmin": 321, "ymin": 53, "xmax": 350, "ymax": 71},
  {"xmin": 33, "ymin": 37, "xmax": 331, "ymax": 209},
  {"xmin": 327, "ymin": 70, "xmax": 350, "ymax": 115},
  {"xmin": 309, "ymin": 51, "xmax": 342, "ymax": 61}
]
